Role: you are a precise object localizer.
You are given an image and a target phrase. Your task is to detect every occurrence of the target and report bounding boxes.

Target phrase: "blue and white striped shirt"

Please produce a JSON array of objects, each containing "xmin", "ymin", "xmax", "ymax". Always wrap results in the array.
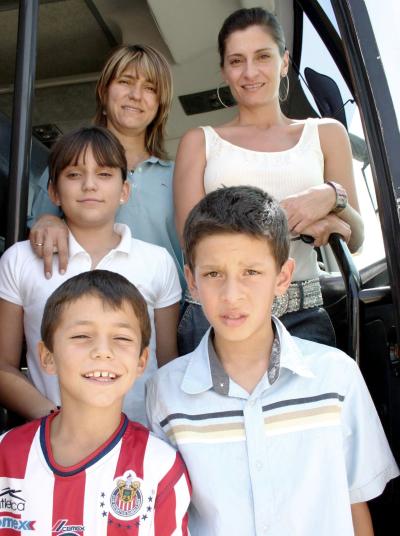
[{"xmin": 146, "ymin": 319, "xmax": 399, "ymax": 536}]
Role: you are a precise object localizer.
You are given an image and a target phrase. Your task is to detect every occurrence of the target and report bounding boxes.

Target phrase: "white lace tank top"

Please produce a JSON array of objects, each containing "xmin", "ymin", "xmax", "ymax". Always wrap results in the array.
[{"xmin": 201, "ymin": 118, "xmax": 325, "ymax": 281}]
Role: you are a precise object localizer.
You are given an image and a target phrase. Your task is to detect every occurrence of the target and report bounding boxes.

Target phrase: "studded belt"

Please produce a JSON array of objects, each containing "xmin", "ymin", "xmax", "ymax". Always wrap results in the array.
[{"xmin": 272, "ymin": 278, "xmax": 323, "ymax": 317}]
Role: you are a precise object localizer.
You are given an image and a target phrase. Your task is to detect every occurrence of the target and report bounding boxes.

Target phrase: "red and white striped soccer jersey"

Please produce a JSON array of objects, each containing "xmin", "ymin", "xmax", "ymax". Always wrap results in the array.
[{"xmin": 0, "ymin": 414, "xmax": 191, "ymax": 535}]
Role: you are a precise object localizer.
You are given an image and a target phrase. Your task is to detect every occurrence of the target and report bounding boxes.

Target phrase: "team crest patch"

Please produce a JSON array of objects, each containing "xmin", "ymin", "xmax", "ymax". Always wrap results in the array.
[{"xmin": 109, "ymin": 471, "xmax": 146, "ymax": 521}]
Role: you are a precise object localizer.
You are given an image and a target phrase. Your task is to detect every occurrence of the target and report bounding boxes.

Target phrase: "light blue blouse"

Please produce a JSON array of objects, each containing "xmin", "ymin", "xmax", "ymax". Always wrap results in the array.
[{"xmin": 28, "ymin": 157, "xmax": 185, "ymax": 289}]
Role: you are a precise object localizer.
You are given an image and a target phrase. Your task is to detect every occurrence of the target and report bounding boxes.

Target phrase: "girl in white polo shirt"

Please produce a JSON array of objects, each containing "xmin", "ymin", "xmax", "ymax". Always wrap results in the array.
[{"xmin": 0, "ymin": 126, "xmax": 181, "ymax": 425}]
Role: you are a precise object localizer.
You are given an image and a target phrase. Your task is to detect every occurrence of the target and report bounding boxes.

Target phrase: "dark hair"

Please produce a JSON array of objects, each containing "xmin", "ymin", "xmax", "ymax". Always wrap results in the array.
[
  {"xmin": 183, "ymin": 186, "xmax": 289, "ymax": 271},
  {"xmin": 94, "ymin": 44, "xmax": 173, "ymax": 160},
  {"xmin": 218, "ymin": 7, "xmax": 286, "ymax": 66},
  {"xmin": 41, "ymin": 270, "xmax": 151, "ymax": 353},
  {"xmin": 48, "ymin": 126, "xmax": 127, "ymax": 186}
]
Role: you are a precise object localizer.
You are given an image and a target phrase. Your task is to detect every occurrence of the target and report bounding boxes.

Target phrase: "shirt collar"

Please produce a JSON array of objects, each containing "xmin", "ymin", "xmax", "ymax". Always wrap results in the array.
[
  {"xmin": 181, "ymin": 330, "xmax": 214, "ymax": 394},
  {"xmin": 208, "ymin": 327, "xmax": 281, "ymax": 395},
  {"xmin": 273, "ymin": 317, "xmax": 315, "ymax": 378},
  {"xmin": 142, "ymin": 156, "xmax": 172, "ymax": 167},
  {"xmin": 68, "ymin": 223, "xmax": 132, "ymax": 258},
  {"xmin": 181, "ymin": 318, "xmax": 314, "ymax": 395}
]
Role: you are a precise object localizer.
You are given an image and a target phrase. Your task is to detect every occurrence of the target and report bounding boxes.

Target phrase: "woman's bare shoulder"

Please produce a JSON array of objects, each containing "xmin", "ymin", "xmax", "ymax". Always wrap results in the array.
[
  {"xmin": 316, "ymin": 118, "xmax": 349, "ymax": 145},
  {"xmin": 178, "ymin": 127, "xmax": 206, "ymax": 149},
  {"xmin": 314, "ymin": 116, "xmax": 347, "ymax": 132}
]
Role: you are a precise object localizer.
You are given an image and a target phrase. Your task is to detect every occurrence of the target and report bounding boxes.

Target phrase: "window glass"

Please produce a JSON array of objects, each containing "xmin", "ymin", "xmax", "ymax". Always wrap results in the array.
[
  {"xmin": 299, "ymin": 5, "xmax": 385, "ymax": 270},
  {"xmin": 365, "ymin": 1, "xmax": 400, "ymax": 128},
  {"xmin": 315, "ymin": 0, "xmax": 399, "ymax": 129}
]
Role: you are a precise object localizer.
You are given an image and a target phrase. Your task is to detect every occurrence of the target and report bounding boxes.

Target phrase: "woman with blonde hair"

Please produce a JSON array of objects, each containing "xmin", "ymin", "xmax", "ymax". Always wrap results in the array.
[
  {"xmin": 29, "ymin": 44, "xmax": 183, "ymax": 288},
  {"xmin": 174, "ymin": 7, "xmax": 364, "ymax": 352}
]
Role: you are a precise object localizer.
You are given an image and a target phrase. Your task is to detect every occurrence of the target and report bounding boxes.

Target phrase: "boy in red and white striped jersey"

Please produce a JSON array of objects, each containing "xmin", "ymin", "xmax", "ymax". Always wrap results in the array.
[{"xmin": 0, "ymin": 270, "xmax": 191, "ymax": 535}]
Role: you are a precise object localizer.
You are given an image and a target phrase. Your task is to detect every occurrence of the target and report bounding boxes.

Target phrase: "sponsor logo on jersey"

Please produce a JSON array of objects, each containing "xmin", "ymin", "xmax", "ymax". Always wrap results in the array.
[
  {"xmin": 0, "ymin": 515, "xmax": 35, "ymax": 530},
  {"xmin": 0, "ymin": 487, "xmax": 26, "ymax": 512},
  {"xmin": 109, "ymin": 471, "xmax": 145, "ymax": 520},
  {"xmin": 52, "ymin": 518, "xmax": 85, "ymax": 534}
]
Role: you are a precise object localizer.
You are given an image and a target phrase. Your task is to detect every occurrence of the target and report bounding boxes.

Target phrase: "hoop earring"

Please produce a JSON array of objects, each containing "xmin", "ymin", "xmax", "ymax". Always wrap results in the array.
[
  {"xmin": 279, "ymin": 74, "xmax": 290, "ymax": 102},
  {"xmin": 216, "ymin": 81, "xmax": 230, "ymax": 108}
]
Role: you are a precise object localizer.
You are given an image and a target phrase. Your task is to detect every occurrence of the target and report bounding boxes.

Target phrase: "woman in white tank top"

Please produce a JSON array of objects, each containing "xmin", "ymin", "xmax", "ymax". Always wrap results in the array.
[{"xmin": 174, "ymin": 7, "xmax": 364, "ymax": 353}]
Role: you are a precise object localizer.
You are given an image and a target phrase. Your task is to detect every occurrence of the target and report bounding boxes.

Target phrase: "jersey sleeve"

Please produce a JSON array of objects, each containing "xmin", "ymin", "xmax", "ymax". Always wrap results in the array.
[
  {"xmin": 27, "ymin": 167, "xmax": 62, "ymax": 228},
  {"xmin": 342, "ymin": 359, "xmax": 399, "ymax": 503},
  {"xmin": 152, "ymin": 451, "xmax": 191, "ymax": 535},
  {"xmin": 153, "ymin": 248, "xmax": 182, "ymax": 309},
  {"xmin": 0, "ymin": 244, "xmax": 24, "ymax": 306}
]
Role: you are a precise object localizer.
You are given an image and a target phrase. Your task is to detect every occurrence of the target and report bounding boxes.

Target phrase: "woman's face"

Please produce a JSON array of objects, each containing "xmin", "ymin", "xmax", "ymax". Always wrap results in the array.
[
  {"xmin": 222, "ymin": 24, "xmax": 288, "ymax": 108},
  {"xmin": 104, "ymin": 64, "xmax": 159, "ymax": 136}
]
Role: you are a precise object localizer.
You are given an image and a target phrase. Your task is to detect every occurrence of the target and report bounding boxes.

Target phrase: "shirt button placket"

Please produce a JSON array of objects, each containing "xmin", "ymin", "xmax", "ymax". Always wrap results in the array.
[{"xmin": 243, "ymin": 398, "xmax": 273, "ymax": 536}]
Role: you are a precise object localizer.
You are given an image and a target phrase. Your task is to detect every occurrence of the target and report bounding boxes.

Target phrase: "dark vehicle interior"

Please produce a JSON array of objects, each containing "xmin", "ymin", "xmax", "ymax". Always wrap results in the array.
[{"xmin": 0, "ymin": 1, "xmax": 399, "ymax": 532}]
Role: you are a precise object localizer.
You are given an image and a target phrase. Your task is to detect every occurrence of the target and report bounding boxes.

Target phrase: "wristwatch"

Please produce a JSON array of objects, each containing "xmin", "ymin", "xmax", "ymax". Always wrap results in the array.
[{"xmin": 326, "ymin": 181, "xmax": 348, "ymax": 213}]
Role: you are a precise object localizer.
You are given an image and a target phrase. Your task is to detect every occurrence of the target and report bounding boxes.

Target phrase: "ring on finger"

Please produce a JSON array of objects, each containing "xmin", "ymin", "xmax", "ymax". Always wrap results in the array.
[{"xmin": 35, "ymin": 242, "xmax": 44, "ymax": 247}]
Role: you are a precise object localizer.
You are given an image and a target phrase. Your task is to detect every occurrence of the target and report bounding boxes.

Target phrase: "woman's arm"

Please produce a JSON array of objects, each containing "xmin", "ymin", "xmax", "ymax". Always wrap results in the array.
[
  {"xmin": 0, "ymin": 299, "xmax": 56, "ymax": 419},
  {"xmin": 29, "ymin": 214, "xmax": 69, "ymax": 278},
  {"xmin": 351, "ymin": 502, "xmax": 374, "ymax": 536},
  {"xmin": 29, "ymin": 168, "xmax": 70, "ymax": 277},
  {"xmin": 154, "ymin": 302, "xmax": 180, "ymax": 367},
  {"xmin": 319, "ymin": 120, "xmax": 364, "ymax": 252},
  {"xmin": 173, "ymin": 128, "xmax": 207, "ymax": 244},
  {"xmin": 281, "ymin": 120, "xmax": 364, "ymax": 253}
]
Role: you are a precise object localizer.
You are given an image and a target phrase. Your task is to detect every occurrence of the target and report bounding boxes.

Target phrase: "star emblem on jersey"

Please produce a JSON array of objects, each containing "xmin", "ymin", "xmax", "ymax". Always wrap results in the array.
[{"xmin": 103, "ymin": 471, "xmax": 155, "ymax": 522}]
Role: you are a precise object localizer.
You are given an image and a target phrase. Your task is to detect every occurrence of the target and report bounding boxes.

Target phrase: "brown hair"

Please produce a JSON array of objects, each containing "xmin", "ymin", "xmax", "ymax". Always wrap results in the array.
[
  {"xmin": 48, "ymin": 126, "xmax": 127, "ymax": 186},
  {"xmin": 41, "ymin": 270, "xmax": 151, "ymax": 353},
  {"xmin": 94, "ymin": 44, "xmax": 172, "ymax": 160},
  {"xmin": 218, "ymin": 7, "xmax": 286, "ymax": 67},
  {"xmin": 183, "ymin": 186, "xmax": 289, "ymax": 271}
]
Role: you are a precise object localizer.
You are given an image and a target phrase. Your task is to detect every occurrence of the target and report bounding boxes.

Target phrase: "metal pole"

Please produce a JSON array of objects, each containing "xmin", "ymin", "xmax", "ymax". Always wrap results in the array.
[{"xmin": 5, "ymin": 0, "xmax": 39, "ymax": 248}]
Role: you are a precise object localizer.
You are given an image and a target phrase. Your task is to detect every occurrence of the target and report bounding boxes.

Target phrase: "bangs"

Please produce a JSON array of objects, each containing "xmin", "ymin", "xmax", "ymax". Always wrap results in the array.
[
  {"xmin": 80, "ymin": 138, "xmax": 124, "ymax": 170},
  {"xmin": 56, "ymin": 137, "xmax": 122, "ymax": 171},
  {"xmin": 114, "ymin": 52, "xmax": 160, "ymax": 95},
  {"xmin": 49, "ymin": 127, "xmax": 127, "ymax": 185}
]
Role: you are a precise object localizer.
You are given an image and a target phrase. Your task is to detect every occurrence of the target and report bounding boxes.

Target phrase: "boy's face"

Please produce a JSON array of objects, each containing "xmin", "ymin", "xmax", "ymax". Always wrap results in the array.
[
  {"xmin": 39, "ymin": 295, "xmax": 148, "ymax": 410},
  {"xmin": 185, "ymin": 232, "xmax": 294, "ymax": 344},
  {"xmin": 48, "ymin": 146, "xmax": 130, "ymax": 229}
]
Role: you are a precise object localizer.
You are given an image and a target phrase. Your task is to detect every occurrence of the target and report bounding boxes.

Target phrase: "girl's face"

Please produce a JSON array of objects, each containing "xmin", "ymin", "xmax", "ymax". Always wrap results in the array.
[
  {"xmin": 49, "ymin": 146, "xmax": 130, "ymax": 229},
  {"xmin": 221, "ymin": 24, "xmax": 289, "ymax": 108},
  {"xmin": 105, "ymin": 64, "xmax": 159, "ymax": 137}
]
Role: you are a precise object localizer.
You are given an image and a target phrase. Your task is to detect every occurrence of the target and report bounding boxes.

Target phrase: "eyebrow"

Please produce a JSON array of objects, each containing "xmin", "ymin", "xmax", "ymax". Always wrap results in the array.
[
  {"xmin": 227, "ymin": 47, "xmax": 274, "ymax": 57},
  {"xmin": 63, "ymin": 163, "xmax": 114, "ymax": 170},
  {"xmin": 199, "ymin": 261, "xmax": 266, "ymax": 269},
  {"xmin": 118, "ymin": 73, "xmax": 136, "ymax": 80},
  {"xmin": 117, "ymin": 73, "xmax": 155, "ymax": 84},
  {"xmin": 197, "ymin": 265, "xmax": 220, "ymax": 270},
  {"xmin": 67, "ymin": 320, "xmax": 135, "ymax": 329}
]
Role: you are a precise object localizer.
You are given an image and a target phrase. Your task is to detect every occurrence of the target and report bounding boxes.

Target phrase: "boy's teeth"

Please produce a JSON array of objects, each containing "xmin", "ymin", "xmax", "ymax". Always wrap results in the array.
[{"xmin": 85, "ymin": 371, "xmax": 116, "ymax": 379}]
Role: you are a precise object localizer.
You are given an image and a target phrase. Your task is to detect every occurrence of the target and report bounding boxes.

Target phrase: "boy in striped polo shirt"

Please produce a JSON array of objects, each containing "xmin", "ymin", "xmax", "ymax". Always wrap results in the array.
[
  {"xmin": 0, "ymin": 270, "xmax": 190, "ymax": 535},
  {"xmin": 146, "ymin": 186, "xmax": 399, "ymax": 536}
]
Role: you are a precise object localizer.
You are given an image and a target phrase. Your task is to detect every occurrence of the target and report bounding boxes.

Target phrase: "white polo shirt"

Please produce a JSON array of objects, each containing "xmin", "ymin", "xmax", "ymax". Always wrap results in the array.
[
  {"xmin": 0, "ymin": 224, "xmax": 181, "ymax": 424},
  {"xmin": 146, "ymin": 319, "xmax": 399, "ymax": 536}
]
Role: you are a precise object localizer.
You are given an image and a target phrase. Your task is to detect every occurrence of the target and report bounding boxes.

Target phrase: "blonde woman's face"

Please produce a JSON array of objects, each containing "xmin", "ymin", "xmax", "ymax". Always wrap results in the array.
[{"xmin": 105, "ymin": 65, "xmax": 159, "ymax": 136}]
